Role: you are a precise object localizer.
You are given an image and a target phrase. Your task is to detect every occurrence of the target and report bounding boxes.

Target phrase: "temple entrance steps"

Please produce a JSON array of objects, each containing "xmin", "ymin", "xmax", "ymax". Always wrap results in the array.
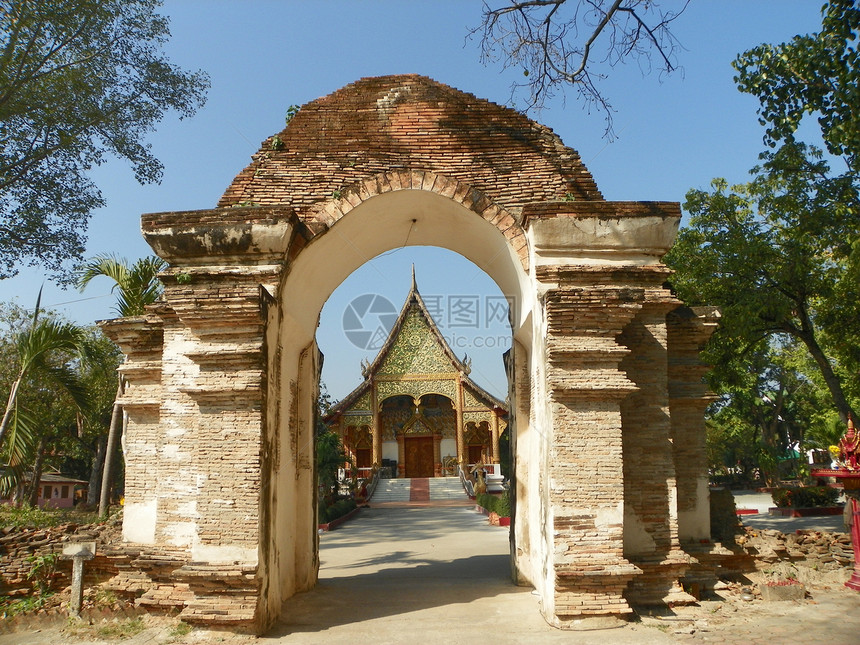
[
  {"xmin": 429, "ymin": 476, "xmax": 468, "ymax": 500},
  {"xmin": 371, "ymin": 478, "xmax": 411, "ymax": 502},
  {"xmin": 370, "ymin": 477, "xmax": 467, "ymax": 503}
]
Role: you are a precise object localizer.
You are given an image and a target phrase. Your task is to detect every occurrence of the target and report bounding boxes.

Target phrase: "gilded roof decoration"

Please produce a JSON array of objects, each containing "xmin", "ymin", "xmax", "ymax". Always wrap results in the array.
[
  {"xmin": 344, "ymin": 414, "xmax": 372, "ymax": 428},
  {"xmin": 463, "ymin": 388, "xmax": 484, "ymax": 409},
  {"xmin": 377, "ymin": 377, "xmax": 457, "ymax": 404},
  {"xmin": 405, "ymin": 417, "xmax": 432, "ymax": 436},
  {"xmin": 354, "ymin": 391, "xmax": 372, "ymax": 410},
  {"xmin": 378, "ymin": 309, "xmax": 452, "ymax": 376},
  {"xmin": 463, "ymin": 410, "xmax": 494, "ymax": 425}
]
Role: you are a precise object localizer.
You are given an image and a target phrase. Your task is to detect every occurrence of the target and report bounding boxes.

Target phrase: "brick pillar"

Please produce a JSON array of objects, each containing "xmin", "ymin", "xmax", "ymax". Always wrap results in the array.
[
  {"xmin": 100, "ymin": 316, "xmax": 164, "ymax": 545},
  {"xmin": 541, "ymin": 273, "xmax": 642, "ymax": 626},
  {"xmin": 667, "ymin": 306, "xmax": 720, "ymax": 543},
  {"xmin": 618, "ymin": 279, "xmax": 694, "ymax": 607},
  {"xmin": 158, "ymin": 267, "xmax": 272, "ymax": 558}
]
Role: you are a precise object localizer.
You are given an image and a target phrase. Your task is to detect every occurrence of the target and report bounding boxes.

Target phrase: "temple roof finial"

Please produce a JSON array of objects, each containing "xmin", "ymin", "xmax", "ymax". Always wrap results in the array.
[{"xmin": 411, "ymin": 263, "xmax": 417, "ymax": 292}]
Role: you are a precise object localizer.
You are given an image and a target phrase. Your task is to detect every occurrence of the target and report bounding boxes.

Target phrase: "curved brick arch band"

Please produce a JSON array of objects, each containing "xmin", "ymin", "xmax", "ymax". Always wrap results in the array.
[{"xmin": 303, "ymin": 170, "xmax": 529, "ymax": 272}]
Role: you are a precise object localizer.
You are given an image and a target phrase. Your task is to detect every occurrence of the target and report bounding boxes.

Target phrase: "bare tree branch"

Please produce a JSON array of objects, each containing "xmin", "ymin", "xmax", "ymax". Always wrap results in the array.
[{"xmin": 470, "ymin": 0, "xmax": 690, "ymax": 138}]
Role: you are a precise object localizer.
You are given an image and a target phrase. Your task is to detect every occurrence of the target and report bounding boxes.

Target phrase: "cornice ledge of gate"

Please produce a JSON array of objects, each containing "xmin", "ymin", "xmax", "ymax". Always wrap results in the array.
[
  {"xmin": 141, "ymin": 205, "xmax": 305, "ymax": 267},
  {"xmin": 523, "ymin": 200, "xmax": 681, "ymax": 267}
]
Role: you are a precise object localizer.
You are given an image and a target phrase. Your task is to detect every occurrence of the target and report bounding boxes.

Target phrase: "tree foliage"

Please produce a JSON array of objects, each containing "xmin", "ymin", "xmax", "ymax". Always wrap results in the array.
[
  {"xmin": 0, "ymin": 0, "xmax": 208, "ymax": 279},
  {"xmin": 316, "ymin": 429, "xmax": 348, "ymax": 503},
  {"xmin": 733, "ymin": 0, "xmax": 860, "ymax": 174},
  {"xmin": 666, "ymin": 143, "xmax": 858, "ymax": 425},
  {"xmin": 0, "ymin": 300, "xmax": 120, "ymax": 499},
  {"xmin": 471, "ymin": 0, "xmax": 689, "ymax": 136},
  {"xmin": 668, "ymin": 0, "xmax": 860, "ymax": 483}
]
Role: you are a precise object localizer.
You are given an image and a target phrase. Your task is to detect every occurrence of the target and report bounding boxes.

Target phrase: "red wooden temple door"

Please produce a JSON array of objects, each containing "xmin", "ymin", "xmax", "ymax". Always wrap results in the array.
[{"xmin": 404, "ymin": 437, "xmax": 434, "ymax": 477}]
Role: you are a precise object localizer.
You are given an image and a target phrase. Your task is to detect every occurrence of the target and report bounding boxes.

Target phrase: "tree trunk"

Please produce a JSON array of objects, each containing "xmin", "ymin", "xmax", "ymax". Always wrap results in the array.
[
  {"xmin": 0, "ymin": 376, "xmax": 23, "ymax": 454},
  {"xmin": 26, "ymin": 438, "xmax": 46, "ymax": 507},
  {"xmin": 99, "ymin": 379, "xmax": 123, "ymax": 517},
  {"xmin": 794, "ymin": 317, "xmax": 857, "ymax": 425},
  {"xmin": 87, "ymin": 434, "xmax": 107, "ymax": 506}
]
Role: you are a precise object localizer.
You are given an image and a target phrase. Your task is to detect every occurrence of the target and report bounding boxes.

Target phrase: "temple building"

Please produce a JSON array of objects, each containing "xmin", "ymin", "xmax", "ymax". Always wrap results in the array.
[{"xmin": 325, "ymin": 272, "xmax": 508, "ymax": 478}]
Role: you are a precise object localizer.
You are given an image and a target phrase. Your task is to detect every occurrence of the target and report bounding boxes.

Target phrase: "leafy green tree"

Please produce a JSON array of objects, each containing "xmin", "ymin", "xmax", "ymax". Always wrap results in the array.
[
  {"xmin": 316, "ymin": 429, "xmax": 348, "ymax": 504},
  {"xmin": 704, "ymin": 342, "xmax": 825, "ymax": 486},
  {"xmin": 63, "ymin": 328, "xmax": 122, "ymax": 505},
  {"xmin": 666, "ymin": 143, "xmax": 858, "ymax": 425},
  {"xmin": 0, "ymin": 0, "xmax": 208, "ymax": 279},
  {"xmin": 669, "ymin": 1, "xmax": 860, "ymax": 481},
  {"xmin": 315, "ymin": 383, "xmax": 354, "ymax": 505},
  {"xmin": 0, "ymin": 293, "xmax": 87, "ymax": 454},
  {"xmin": 733, "ymin": 0, "xmax": 859, "ymax": 174}
]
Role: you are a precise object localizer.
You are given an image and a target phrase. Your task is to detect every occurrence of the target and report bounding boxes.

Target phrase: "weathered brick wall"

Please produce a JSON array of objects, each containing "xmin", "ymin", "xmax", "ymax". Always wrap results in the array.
[
  {"xmin": 667, "ymin": 307, "xmax": 720, "ymax": 543},
  {"xmin": 619, "ymin": 296, "xmax": 694, "ymax": 607},
  {"xmin": 0, "ymin": 520, "xmax": 122, "ymax": 597},
  {"xmin": 538, "ymin": 267, "xmax": 642, "ymax": 624},
  {"xmin": 219, "ymin": 74, "xmax": 602, "ymax": 212}
]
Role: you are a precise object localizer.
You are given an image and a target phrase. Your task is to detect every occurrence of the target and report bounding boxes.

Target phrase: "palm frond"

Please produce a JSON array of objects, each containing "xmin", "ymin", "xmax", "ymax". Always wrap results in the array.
[
  {"xmin": 76, "ymin": 254, "xmax": 130, "ymax": 292},
  {"xmin": 16, "ymin": 319, "xmax": 86, "ymax": 369},
  {"xmin": 40, "ymin": 363, "xmax": 91, "ymax": 413},
  {"xmin": 0, "ymin": 406, "xmax": 38, "ymax": 496},
  {"xmin": 76, "ymin": 254, "xmax": 166, "ymax": 316}
]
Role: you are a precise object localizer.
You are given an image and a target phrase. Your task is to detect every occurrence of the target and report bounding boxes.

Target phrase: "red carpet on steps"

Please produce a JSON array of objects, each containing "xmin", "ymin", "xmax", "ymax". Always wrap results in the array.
[{"xmin": 409, "ymin": 478, "xmax": 430, "ymax": 501}]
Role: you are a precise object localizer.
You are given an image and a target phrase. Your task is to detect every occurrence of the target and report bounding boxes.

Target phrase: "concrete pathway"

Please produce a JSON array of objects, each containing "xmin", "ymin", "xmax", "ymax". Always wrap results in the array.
[
  {"xmin": 732, "ymin": 490, "xmax": 848, "ymax": 532},
  {"xmin": 266, "ymin": 504, "xmax": 674, "ymax": 645}
]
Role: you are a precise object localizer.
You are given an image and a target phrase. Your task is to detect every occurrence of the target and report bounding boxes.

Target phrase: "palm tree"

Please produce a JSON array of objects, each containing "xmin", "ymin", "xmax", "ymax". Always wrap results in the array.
[
  {"xmin": 77, "ymin": 254, "xmax": 166, "ymax": 515},
  {"xmin": 77, "ymin": 254, "xmax": 168, "ymax": 317},
  {"xmin": 0, "ymin": 290, "xmax": 89, "ymax": 496}
]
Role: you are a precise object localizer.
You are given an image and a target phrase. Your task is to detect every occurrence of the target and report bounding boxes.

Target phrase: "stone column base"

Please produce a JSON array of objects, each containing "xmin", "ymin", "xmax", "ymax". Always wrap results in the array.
[
  {"xmin": 625, "ymin": 551, "xmax": 696, "ymax": 606},
  {"xmin": 102, "ymin": 544, "xmax": 261, "ymax": 633},
  {"xmin": 548, "ymin": 562, "xmax": 641, "ymax": 628}
]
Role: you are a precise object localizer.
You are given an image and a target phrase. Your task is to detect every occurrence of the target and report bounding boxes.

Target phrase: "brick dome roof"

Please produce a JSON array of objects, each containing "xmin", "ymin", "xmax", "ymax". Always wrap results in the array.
[{"xmin": 218, "ymin": 74, "xmax": 603, "ymax": 214}]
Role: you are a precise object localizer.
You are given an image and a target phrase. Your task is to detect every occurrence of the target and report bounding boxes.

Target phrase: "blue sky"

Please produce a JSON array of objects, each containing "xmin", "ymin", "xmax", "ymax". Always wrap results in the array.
[{"xmin": 0, "ymin": 1, "xmax": 827, "ymax": 400}]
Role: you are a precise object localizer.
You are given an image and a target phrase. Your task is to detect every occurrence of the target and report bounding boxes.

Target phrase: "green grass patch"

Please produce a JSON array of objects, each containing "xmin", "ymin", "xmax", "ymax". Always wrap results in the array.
[
  {"xmin": 0, "ymin": 592, "xmax": 53, "ymax": 617},
  {"xmin": 170, "ymin": 620, "xmax": 193, "ymax": 638},
  {"xmin": 95, "ymin": 617, "xmax": 145, "ymax": 640},
  {"xmin": 0, "ymin": 504, "xmax": 101, "ymax": 529}
]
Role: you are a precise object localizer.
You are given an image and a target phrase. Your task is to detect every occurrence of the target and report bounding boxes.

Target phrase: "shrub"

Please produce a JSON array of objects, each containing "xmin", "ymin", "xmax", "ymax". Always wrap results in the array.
[
  {"xmin": 477, "ymin": 490, "xmax": 511, "ymax": 518},
  {"xmin": 319, "ymin": 498, "xmax": 356, "ymax": 524},
  {"xmin": 495, "ymin": 489, "xmax": 511, "ymax": 517},
  {"xmin": 771, "ymin": 486, "xmax": 840, "ymax": 508}
]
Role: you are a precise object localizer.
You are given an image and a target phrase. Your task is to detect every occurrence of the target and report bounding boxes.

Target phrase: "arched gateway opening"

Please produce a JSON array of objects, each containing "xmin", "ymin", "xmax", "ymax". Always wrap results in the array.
[{"xmin": 101, "ymin": 75, "xmax": 720, "ymax": 634}]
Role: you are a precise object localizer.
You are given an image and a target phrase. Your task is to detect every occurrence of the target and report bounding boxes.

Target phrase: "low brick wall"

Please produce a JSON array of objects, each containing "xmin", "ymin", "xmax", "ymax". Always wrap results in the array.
[
  {"xmin": 0, "ymin": 518, "xmax": 122, "ymax": 597},
  {"xmin": 1, "ymin": 517, "xmax": 260, "ymax": 631}
]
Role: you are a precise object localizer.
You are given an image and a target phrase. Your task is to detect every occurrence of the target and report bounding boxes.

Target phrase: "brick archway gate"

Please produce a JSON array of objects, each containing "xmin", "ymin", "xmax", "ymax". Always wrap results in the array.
[{"xmin": 102, "ymin": 75, "xmax": 719, "ymax": 633}]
